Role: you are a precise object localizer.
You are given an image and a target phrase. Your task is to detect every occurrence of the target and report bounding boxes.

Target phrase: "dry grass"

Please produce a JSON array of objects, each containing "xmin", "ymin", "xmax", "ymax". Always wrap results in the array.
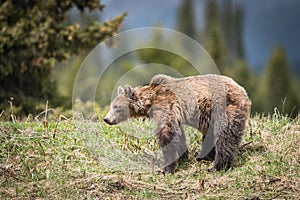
[{"xmin": 0, "ymin": 114, "xmax": 299, "ymax": 199}]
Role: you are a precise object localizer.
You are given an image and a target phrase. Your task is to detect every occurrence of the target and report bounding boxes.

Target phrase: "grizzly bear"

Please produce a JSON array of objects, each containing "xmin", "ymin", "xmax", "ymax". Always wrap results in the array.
[{"xmin": 103, "ymin": 74, "xmax": 251, "ymax": 173}]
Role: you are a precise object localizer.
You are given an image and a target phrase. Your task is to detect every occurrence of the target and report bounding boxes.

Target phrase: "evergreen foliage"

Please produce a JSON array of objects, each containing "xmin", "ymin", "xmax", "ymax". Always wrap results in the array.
[
  {"xmin": 1, "ymin": 0, "xmax": 299, "ymax": 118},
  {"xmin": 254, "ymin": 46, "xmax": 300, "ymax": 116},
  {"xmin": 0, "ymin": 0, "xmax": 125, "ymax": 116},
  {"xmin": 177, "ymin": 0, "xmax": 196, "ymax": 39},
  {"xmin": 203, "ymin": 0, "xmax": 226, "ymax": 71},
  {"xmin": 221, "ymin": 0, "xmax": 245, "ymax": 62},
  {"xmin": 136, "ymin": 29, "xmax": 198, "ymax": 77}
]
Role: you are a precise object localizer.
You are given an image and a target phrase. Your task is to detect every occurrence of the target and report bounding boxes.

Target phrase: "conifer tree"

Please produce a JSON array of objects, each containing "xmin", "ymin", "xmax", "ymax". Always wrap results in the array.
[
  {"xmin": 222, "ymin": 0, "xmax": 245, "ymax": 63},
  {"xmin": 0, "ymin": 0, "xmax": 125, "ymax": 116},
  {"xmin": 234, "ymin": 6, "xmax": 245, "ymax": 59},
  {"xmin": 255, "ymin": 46, "xmax": 300, "ymax": 116},
  {"xmin": 176, "ymin": 0, "xmax": 196, "ymax": 39},
  {"xmin": 204, "ymin": 0, "xmax": 226, "ymax": 71}
]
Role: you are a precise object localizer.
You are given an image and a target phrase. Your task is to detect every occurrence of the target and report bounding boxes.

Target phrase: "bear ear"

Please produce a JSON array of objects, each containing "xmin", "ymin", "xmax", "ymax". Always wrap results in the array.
[
  {"xmin": 117, "ymin": 86, "xmax": 124, "ymax": 95},
  {"xmin": 123, "ymin": 84, "xmax": 133, "ymax": 98}
]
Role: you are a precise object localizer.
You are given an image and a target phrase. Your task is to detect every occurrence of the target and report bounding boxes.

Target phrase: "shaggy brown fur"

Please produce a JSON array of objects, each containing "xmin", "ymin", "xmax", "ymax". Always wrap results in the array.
[{"xmin": 104, "ymin": 74, "xmax": 251, "ymax": 173}]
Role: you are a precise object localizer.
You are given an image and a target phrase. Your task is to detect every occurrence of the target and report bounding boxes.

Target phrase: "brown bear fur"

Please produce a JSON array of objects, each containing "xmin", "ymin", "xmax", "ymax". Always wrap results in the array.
[{"xmin": 104, "ymin": 74, "xmax": 251, "ymax": 173}]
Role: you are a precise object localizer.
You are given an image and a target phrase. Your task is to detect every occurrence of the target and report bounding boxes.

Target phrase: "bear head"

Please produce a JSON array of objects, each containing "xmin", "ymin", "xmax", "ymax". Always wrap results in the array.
[
  {"xmin": 103, "ymin": 84, "xmax": 133, "ymax": 125},
  {"xmin": 103, "ymin": 84, "xmax": 154, "ymax": 125}
]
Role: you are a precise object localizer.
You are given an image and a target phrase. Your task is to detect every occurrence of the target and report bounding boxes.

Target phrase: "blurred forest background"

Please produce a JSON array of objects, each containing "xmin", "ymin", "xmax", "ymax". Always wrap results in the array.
[{"xmin": 0, "ymin": 0, "xmax": 299, "ymax": 120}]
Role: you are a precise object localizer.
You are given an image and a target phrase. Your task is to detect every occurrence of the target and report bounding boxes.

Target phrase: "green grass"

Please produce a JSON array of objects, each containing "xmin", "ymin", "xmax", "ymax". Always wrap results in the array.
[{"xmin": 0, "ymin": 114, "xmax": 299, "ymax": 199}]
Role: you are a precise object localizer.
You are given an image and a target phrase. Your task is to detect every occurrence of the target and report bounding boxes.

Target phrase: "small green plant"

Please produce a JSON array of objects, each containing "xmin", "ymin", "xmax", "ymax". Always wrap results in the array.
[{"xmin": 8, "ymin": 97, "xmax": 17, "ymax": 123}]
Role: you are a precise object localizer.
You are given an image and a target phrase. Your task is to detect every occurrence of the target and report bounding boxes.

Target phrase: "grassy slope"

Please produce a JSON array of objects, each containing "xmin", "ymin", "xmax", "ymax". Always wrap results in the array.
[{"xmin": 0, "ymin": 114, "xmax": 299, "ymax": 199}]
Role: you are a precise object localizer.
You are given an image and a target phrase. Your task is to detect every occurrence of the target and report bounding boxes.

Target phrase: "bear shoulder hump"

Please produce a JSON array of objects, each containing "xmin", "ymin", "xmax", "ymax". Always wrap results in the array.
[{"xmin": 150, "ymin": 74, "xmax": 175, "ymax": 86}]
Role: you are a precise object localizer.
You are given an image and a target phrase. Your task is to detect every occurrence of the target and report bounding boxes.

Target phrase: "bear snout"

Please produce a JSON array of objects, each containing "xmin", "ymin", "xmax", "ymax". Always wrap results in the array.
[{"xmin": 103, "ymin": 117, "xmax": 116, "ymax": 125}]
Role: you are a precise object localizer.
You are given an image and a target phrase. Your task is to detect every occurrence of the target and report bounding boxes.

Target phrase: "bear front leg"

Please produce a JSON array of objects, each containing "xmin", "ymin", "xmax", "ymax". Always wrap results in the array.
[
  {"xmin": 177, "ymin": 125, "xmax": 189, "ymax": 164},
  {"xmin": 156, "ymin": 122, "xmax": 180, "ymax": 174}
]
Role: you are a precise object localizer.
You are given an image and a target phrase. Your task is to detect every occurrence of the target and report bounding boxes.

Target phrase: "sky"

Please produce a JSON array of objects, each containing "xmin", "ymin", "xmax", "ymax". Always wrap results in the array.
[{"xmin": 101, "ymin": 0, "xmax": 300, "ymax": 73}]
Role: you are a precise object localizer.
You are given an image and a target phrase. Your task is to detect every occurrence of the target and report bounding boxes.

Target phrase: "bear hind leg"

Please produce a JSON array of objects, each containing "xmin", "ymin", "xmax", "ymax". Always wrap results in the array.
[
  {"xmin": 214, "ymin": 136, "xmax": 238, "ymax": 171},
  {"xmin": 214, "ymin": 110, "xmax": 247, "ymax": 171}
]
